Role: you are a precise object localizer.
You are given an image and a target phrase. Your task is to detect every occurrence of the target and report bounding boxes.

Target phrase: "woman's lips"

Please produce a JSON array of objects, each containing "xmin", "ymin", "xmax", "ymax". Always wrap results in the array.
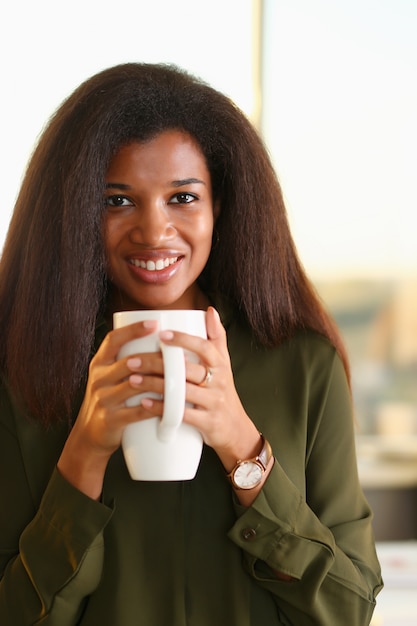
[
  {"xmin": 129, "ymin": 256, "xmax": 178, "ymax": 271},
  {"xmin": 127, "ymin": 255, "xmax": 183, "ymax": 283}
]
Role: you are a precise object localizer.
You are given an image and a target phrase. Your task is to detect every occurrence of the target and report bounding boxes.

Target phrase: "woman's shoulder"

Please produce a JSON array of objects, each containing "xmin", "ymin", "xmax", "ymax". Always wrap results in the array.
[
  {"xmin": 213, "ymin": 292, "xmax": 337, "ymax": 359},
  {"xmin": 285, "ymin": 328, "xmax": 338, "ymax": 360},
  {"xmin": 282, "ymin": 329, "xmax": 343, "ymax": 386},
  {"xmin": 229, "ymin": 317, "xmax": 337, "ymax": 363}
]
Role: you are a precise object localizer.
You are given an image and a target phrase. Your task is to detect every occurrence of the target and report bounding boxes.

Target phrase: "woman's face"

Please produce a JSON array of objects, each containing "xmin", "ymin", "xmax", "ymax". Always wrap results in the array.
[{"xmin": 104, "ymin": 130, "xmax": 216, "ymax": 311}]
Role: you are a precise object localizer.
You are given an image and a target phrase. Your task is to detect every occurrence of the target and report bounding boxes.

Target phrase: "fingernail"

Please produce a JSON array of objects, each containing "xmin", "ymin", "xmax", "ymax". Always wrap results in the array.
[
  {"xmin": 143, "ymin": 320, "xmax": 158, "ymax": 329},
  {"xmin": 210, "ymin": 306, "xmax": 221, "ymax": 321},
  {"xmin": 129, "ymin": 374, "xmax": 143, "ymax": 387},
  {"xmin": 127, "ymin": 357, "xmax": 142, "ymax": 370},
  {"xmin": 141, "ymin": 397, "xmax": 154, "ymax": 409},
  {"xmin": 159, "ymin": 330, "xmax": 174, "ymax": 341}
]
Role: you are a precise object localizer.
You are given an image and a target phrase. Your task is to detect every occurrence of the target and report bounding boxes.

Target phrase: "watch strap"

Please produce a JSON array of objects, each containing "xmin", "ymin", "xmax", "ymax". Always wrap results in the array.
[{"xmin": 256, "ymin": 435, "xmax": 273, "ymax": 470}]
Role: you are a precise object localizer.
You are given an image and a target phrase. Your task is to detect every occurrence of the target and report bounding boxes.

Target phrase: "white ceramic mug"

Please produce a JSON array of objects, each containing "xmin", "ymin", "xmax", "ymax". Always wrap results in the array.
[{"xmin": 113, "ymin": 309, "xmax": 207, "ymax": 481}]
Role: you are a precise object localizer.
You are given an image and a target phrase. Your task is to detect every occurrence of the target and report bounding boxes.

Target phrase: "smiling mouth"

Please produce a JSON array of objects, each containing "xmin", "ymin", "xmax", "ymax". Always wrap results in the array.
[{"xmin": 129, "ymin": 256, "xmax": 179, "ymax": 271}]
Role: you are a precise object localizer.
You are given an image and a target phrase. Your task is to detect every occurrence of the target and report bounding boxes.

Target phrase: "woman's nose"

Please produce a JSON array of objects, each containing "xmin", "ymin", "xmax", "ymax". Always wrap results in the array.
[{"xmin": 129, "ymin": 205, "xmax": 175, "ymax": 246}]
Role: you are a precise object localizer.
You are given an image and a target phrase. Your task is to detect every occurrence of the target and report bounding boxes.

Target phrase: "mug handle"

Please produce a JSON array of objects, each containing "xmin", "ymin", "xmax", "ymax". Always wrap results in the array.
[{"xmin": 158, "ymin": 342, "xmax": 186, "ymax": 442}]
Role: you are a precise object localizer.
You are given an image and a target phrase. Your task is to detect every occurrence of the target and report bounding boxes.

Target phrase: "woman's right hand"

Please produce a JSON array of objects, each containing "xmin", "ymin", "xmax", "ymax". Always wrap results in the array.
[{"xmin": 57, "ymin": 320, "xmax": 161, "ymax": 500}]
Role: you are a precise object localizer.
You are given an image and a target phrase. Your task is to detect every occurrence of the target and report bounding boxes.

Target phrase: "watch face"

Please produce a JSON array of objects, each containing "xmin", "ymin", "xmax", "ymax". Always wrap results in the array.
[{"xmin": 233, "ymin": 461, "xmax": 263, "ymax": 489}]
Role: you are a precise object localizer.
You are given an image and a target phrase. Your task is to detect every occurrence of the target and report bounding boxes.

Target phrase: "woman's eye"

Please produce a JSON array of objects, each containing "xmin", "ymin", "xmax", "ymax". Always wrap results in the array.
[
  {"xmin": 105, "ymin": 195, "xmax": 133, "ymax": 207},
  {"xmin": 170, "ymin": 192, "xmax": 197, "ymax": 204}
]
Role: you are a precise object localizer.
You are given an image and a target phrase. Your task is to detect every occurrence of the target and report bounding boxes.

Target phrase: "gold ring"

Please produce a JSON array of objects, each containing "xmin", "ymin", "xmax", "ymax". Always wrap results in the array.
[{"xmin": 199, "ymin": 366, "xmax": 213, "ymax": 387}]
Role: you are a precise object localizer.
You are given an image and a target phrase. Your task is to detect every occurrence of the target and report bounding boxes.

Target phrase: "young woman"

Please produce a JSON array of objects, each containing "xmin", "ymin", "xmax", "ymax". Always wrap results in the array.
[{"xmin": 0, "ymin": 63, "xmax": 382, "ymax": 625}]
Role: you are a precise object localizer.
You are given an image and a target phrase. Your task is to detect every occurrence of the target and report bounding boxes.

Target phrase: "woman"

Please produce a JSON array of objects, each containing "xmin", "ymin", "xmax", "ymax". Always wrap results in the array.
[{"xmin": 0, "ymin": 63, "xmax": 382, "ymax": 625}]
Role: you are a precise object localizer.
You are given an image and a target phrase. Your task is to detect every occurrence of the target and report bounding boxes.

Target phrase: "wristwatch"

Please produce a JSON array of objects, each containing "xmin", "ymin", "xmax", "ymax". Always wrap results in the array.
[{"xmin": 227, "ymin": 434, "xmax": 273, "ymax": 490}]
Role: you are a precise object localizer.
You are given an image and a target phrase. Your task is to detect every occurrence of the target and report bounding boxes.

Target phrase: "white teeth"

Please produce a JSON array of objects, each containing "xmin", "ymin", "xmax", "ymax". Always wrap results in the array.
[{"xmin": 130, "ymin": 257, "xmax": 178, "ymax": 271}]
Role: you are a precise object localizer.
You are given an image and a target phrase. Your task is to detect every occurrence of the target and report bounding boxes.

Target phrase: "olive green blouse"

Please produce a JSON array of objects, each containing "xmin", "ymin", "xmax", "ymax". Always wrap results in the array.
[{"xmin": 0, "ymin": 303, "xmax": 382, "ymax": 625}]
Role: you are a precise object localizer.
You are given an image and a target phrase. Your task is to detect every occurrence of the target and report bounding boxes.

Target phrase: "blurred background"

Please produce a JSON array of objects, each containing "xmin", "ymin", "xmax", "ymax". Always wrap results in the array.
[{"xmin": 1, "ymin": 1, "xmax": 416, "ymax": 622}]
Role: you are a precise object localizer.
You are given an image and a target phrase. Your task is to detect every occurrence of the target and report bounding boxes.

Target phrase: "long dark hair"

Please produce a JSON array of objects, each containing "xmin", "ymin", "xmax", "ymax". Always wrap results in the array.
[{"xmin": 0, "ymin": 62, "xmax": 349, "ymax": 425}]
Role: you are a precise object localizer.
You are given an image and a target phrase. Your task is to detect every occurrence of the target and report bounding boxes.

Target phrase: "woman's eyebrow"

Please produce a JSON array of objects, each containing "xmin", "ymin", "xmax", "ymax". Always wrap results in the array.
[
  {"xmin": 171, "ymin": 178, "xmax": 206, "ymax": 187},
  {"xmin": 105, "ymin": 182, "xmax": 132, "ymax": 190},
  {"xmin": 105, "ymin": 179, "xmax": 205, "ymax": 189}
]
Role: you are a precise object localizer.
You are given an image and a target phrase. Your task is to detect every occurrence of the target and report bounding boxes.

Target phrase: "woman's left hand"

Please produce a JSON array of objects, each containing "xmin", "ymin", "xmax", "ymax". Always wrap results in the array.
[{"xmin": 156, "ymin": 306, "xmax": 263, "ymax": 474}]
